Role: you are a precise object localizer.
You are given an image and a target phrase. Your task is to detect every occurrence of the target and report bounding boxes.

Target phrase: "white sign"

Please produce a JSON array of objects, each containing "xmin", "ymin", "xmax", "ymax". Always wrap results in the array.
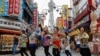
[{"xmin": 0, "ymin": 18, "xmax": 22, "ymax": 30}]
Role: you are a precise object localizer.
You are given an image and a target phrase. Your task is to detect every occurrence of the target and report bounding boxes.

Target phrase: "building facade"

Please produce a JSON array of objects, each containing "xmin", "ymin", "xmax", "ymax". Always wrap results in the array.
[{"xmin": 0, "ymin": 0, "xmax": 34, "ymax": 53}]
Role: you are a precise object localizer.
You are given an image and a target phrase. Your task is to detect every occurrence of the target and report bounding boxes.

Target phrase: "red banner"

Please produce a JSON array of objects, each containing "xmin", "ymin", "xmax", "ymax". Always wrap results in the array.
[
  {"xmin": 88, "ymin": 0, "xmax": 97, "ymax": 10},
  {"xmin": 63, "ymin": 19, "xmax": 67, "ymax": 28},
  {"xmin": 14, "ymin": 0, "xmax": 20, "ymax": 15},
  {"xmin": 8, "ymin": 0, "xmax": 14, "ymax": 15},
  {"xmin": 8, "ymin": 0, "xmax": 20, "ymax": 16},
  {"xmin": 33, "ymin": 8, "xmax": 37, "ymax": 28}
]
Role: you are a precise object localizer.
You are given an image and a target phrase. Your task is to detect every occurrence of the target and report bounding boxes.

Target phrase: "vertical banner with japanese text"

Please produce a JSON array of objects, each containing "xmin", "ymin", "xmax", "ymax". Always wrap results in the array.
[
  {"xmin": 14, "ymin": 0, "xmax": 20, "ymax": 15},
  {"xmin": 33, "ymin": 8, "xmax": 38, "ymax": 29},
  {"xmin": 8, "ymin": 0, "xmax": 20, "ymax": 16}
]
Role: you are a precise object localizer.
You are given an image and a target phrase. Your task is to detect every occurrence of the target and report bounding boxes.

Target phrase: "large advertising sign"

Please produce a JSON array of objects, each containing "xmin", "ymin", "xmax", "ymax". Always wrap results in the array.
[
  {"xmin": 33, "ymin": 8, "xmax": 38, "ymax": 29},
  {"xmin": 0, "ymin": 0, "xmax": 8, "ymax": 16},
  {"xmin": 57, "ymin": 17, "xmax": 63, "ymax": 28},
  {"xmin": 8, "ymin": 0, "xmax": 20, "ymax": 16},
  {"xmin": 62, "ymin": 5, "xmax": 68, "ymax": 20}
]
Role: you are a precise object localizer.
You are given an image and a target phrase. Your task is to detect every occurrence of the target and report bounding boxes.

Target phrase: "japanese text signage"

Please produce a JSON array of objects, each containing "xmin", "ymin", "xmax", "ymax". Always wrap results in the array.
[
  {"xmin": 33, "ymin": 8, "xmax": 38, "ymax": 29},
  {"xmin": 8, "ymin": 0, "xmax": 20, "ymax": 16}
]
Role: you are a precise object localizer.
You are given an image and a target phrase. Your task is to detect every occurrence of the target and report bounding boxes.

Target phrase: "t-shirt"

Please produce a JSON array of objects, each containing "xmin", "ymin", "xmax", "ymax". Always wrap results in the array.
[
  {"xmin": 53, "ymin": 33, "xmax": 61, "ymax": 48},
  {"xmin": 13, "ymin": 37, "xmax": 18, "ymax": 45},
  {"xmin": 43, "ymin": 35, "xmax": 51, "ymax": 46},
  {"xmin": 20, "ymin": 34, "xmax": 27, "ymax": 47},
  {"xmin": 65, "ymin": 45, "xmax": 70, "ymax": 50}
]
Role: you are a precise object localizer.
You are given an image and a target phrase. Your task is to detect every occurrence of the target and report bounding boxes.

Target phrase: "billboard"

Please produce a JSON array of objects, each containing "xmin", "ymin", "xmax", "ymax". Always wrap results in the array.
[
  {"xmin": 8, "ymin": 0, "xmax": 20, "ymax": 16},
  {"xmin": 0, "ymin": 0, "xmax": 8, "ymax": 16},
  {"xmin": 62, "ymin": 5, "xmax": 68, "ymax": 20},
  {"xmin": 33, "ymin": 8, "xmax": 38, "ymax": 29},
  {"xmin": 56, "ymin": 17, "xmax": 63, "ymax": 29}
]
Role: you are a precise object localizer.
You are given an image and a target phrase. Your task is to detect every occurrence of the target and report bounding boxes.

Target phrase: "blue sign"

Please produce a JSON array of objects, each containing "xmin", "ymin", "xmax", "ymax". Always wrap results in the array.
[{"xmin": 0, "ymin": 0, "xmax": 8, "ymax": 16}]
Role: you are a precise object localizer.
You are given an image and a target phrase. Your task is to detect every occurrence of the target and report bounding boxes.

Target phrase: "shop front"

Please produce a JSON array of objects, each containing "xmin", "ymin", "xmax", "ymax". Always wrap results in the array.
[{"xmin": 0, "ymin": 18, "xmax": 21, "ymax": 54}]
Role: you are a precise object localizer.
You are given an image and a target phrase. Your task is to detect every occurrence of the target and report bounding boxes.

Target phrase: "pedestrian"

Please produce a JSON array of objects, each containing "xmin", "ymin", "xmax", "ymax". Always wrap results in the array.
[
  {"xmin": 43, "ymin": 26, "xmax": 52, "ymax": 56},
  {"xmin": 12, "ymin": 34, "xmax": 19, "ymax": 55},
  {"xmin": 79, "ymin": 27, "xmax": 91, "ymax": 56},
  {"xmin": 64, "ymin": 41, "xmax": 72, "ymax": 56},
  {"xmin": 20, "ymin": 30, "xmax": 29, "ymax": 56},
  {"xmin": 74, "ymin": 35, "xmax": 80, "ymax": 52},
  {"xmin": 52, "ymin": 27, "xmax": 61, "ymax": 56},
  {"xmin": 29, "ymin": 32, "xmax": 37, "ymax": 56}
]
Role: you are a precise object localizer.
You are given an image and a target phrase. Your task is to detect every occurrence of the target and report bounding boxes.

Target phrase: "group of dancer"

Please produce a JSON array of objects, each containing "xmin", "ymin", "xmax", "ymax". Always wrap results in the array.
[{"xmin": 12, "ymin": 25, "xmax": 92, "ymax": 56}]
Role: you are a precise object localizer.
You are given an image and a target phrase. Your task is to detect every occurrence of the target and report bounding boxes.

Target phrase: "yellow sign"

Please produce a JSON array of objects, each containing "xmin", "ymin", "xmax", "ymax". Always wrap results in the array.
[
  {"xmin": 57, "ymin": 17, "xmax": 63, "ymax": 28},
  {"xmin": 68, "ymin": 29, "xmax": 80, "ymax": 36},
  {"xmin": 0, "ymin": 0, "xmax": 4, "ymax": 14},
  {"xmin": 62, "ymin": 5, "xmax": 68, "ymax": 20}
]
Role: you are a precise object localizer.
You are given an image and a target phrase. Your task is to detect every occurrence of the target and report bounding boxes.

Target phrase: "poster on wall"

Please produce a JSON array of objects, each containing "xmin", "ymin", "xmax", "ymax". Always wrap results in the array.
[
  {"xmin": 8, "ymin": 0, "xmax": 20, "ymax": 16},
  {"xmin": 0, "ymin": 0, "xmax": 8, "ymax": 16}
]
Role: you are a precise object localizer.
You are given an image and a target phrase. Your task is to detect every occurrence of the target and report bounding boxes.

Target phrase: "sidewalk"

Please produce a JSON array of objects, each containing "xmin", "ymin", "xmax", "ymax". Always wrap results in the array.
[{"xmin": 0, "ymin": 46, "xmax": 95, "ymax": 56}]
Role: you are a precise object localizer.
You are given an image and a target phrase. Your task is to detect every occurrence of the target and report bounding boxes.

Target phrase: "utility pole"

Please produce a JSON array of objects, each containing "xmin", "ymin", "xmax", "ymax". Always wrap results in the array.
[{"xmin": 48, "ymin": 0, "xmax": 55, "ymax": 32}]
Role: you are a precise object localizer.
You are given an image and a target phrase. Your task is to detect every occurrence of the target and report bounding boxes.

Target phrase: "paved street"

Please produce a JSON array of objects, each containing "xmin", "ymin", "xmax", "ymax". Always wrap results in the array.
[{"xmin": 0, "ymin": 47, "xmax": 96, "ymax": 56}]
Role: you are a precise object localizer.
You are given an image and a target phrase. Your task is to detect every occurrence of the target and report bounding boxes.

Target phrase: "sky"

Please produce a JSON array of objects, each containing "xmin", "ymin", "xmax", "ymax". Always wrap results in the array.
[{"xmin": 34, "ymin": 0, "xmax": 70, "ymax": 26}]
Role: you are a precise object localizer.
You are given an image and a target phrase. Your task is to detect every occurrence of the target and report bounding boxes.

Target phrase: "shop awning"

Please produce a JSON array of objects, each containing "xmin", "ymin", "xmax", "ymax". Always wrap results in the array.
[
  {"xmin": 0, "ymin": 28, "xmax": 21, "ymax": 35},
  {"xmin": 74, "ymin": 6, "xmax": 91, "ymax": 24}
]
